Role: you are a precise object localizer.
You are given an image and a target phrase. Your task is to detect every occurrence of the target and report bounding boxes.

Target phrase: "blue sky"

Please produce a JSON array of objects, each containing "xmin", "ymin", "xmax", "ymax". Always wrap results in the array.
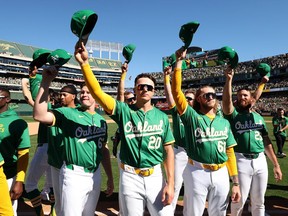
[{"xmin": 1, "ymin": 0, "xmax": 287, "ymax": 87}]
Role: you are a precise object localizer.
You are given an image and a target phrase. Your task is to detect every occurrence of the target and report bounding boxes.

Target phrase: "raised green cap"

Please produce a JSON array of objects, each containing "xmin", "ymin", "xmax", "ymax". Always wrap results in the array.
[
  {"xmin": 47, "ymin": 49, "xmax": 72, "ymax": 67},
  {"xmin": 218, "ymin": 46, "xmax": 239, "ymax": 69},
  {"xmin": 256, "ymin": 63, "xmax": 271, "ymax": 77},
  {"xmin": 179, "ymin": 22, "xmax": 200, "ymax": 49},
  {"xmin": 30, "ymin": 49, "xmax": 51, "ymax": 69},
  {"xmin": 122, "ymin": 44, "xmax": 136, "ymax": 63},
  {"xmin": 71, "ymin": 10, "xmax": 98, "ymax": 46}
]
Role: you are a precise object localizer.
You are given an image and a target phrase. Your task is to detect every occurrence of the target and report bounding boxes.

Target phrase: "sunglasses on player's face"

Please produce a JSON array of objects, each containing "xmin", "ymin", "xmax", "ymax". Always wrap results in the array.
[
  {"xmin": 185, "ymin": 96, "xmax": 194, "ymax": 101},
  {"xmin": 136, "ymin": 84, "xmax": 154, "ymax": 92},
  {"xmin": 126, "ymin": 96, "xmax": 136, "ymax": 103},
  {"xmin": 201, "ymin": 92, "xmax": 217, "ymax": 100}
]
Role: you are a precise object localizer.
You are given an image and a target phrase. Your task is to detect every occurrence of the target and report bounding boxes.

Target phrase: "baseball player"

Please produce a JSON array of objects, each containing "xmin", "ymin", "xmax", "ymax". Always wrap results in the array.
[
  {"xmin": 171, "ymin": 48, "xmax": 241, "ymax": 216},
  {"xmin": 0, "ymin": 87, "xmax": 31, "ymax": 216},
  {"xmin": 33, "ymin": 66, "xmax": 114, "ymax": 216},
  {"xmin": 222, "ymin": 66, "xmax": 282, "ymax": 216},
  {"xmin": 47, "ymin": 84, "xmax": 78, "ymax": 216},
  {"xmin": 112, "ymin": 62, "xmax": 136, "ymax": 158},
  {"xmin": 163, "ymin": 65, "xmax": 195, "ymax": 212},
  {"xmin": 21, "ymin": 66, "xmax": 53, "ymax": 216},
  {"xmin": 0, "ymin": 153, "xmax": 14, "ymax": 216},
  {"xmin": 272, "ymin": 107, "xmax": 288, "ymax": 158},
  {"xmin": 75, "ymin": 42, "xmax": 175, "ymax": 216}
]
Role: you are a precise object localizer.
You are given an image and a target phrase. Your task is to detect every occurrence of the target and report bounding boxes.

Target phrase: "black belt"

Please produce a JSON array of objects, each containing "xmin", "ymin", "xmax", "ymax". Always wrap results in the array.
[{"xmin": 242, "ymin": 153, "xmax": 259, "ymax": 159}]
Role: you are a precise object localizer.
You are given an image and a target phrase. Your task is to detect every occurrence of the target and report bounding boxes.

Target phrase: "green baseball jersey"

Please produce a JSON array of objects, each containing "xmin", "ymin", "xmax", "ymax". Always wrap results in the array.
[
  {"xmin": 29, "ymin": 74, "xmax": 49, "ymax": 144},
  {"xmin": 47, "ymin": 104, "xmax": 64, "ymax": 169},
  {"xmin": 29, "ymin": 73, "xmax": 42, "ymax": 100},
  {"xmin": 224, "ymin": 109, "xmax": 268, "ymax": 154},
  {"xmin": 0, "ymin": 152, "xmax": 4, "ymax": 166},
  {"xmin": 110, "ymin": 101, "xmax": 175, "ymax": 168},
  {"xmin": 272, "ymin": 115, "xmax": 288, "ymax": 137},
  {"xmin": 164, "ymin": 106, "xmax": 187, "ymax": 148},
  {"xmin": 52, "ymin": 107, "xmax": 107, "ymax": 170},
  {"xmin": 181, "ymin": 106, "xmax": 236, "ymax": 164},
  {"xmin": 0, "ymin": 109, "xmax": 31, "ymax": 179}
]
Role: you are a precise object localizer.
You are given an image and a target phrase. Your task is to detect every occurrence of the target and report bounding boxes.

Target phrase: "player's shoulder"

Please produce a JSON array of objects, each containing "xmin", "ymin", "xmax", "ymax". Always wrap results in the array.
[{"xmin": 251, "ymin": 111, "xmax": 264, "ymax": 119}]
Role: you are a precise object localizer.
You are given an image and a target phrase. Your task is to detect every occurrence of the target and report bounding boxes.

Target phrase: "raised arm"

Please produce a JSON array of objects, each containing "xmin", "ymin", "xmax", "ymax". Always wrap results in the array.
[
  {"xmin": 74, "ymin": 42, "xmax": 115, "ymax": 115},
  {"xmin": 163, "ymin": 66, "xmax": 175, "ymax": 108},
  {"xmin": 171, "ymin": 48, "xmax": 188, "ymax": 115},
  {"xmin": 252, "ymin": 76, "xmax": 269, "ymax": 105},
  {"xmin": 33, "ymin": 66, "xmax": 58, "ymax": 125},
  {"xmin": 222, "ymin": 66, "xmax": 234, "ymax": 115},
  {"xmin": 21, "ymin": 78, "xmax": 34, "ymax": 107},
  {"xmin": 117, "ymin": 62, "xmax": 128, "ymax": 102}
]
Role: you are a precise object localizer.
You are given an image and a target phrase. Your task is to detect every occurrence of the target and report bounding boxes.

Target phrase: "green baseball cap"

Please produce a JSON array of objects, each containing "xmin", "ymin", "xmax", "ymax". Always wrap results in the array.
[
  {"xmin": 122, "ymin": 44, "xmax": 136, "ymax": 63},
  {"xmin": 256, "ymin": 63, "xmax": 271, "ymax": 77},
  {"xmin": 168, "ymin": 53, "xmax": 176, "ymax": 66},
  {"xmin": 163, "ymin": 60, "xmax": 170, "ymax": 69},
  {"xmin": 71, "ymin": 10, "xmax": 98, "ymax": 46},
  {"xmin": 179, "ymin": 22, "xmax": 200, "ymax": 49},
  {"xmin": 47, "ymin": 49, "xmax": 72, "ymax": 67},
  {"xmin": 30, "ymin": 49, "xmax": 51, "ymax": 69},
  {"xmin": 218, "ymin": 46, "xmax": 239, "ymax": 69}
]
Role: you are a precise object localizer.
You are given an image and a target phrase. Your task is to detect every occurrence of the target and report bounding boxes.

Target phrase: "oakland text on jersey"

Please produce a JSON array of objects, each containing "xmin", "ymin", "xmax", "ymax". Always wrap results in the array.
[
  {"xmin": 235, "ymin": 120, "xmax": 264, "ymax": 134},
  {"xmin": 76, "ymin": 124, "xmax": 106, "ymax": 144},
  {"xmin": 194, "ymin": 127, "xmax": 229, "ymax": 143},
  {"xmin": 124, "ymin": 120, "xmax": 164, "ymax": 139}
]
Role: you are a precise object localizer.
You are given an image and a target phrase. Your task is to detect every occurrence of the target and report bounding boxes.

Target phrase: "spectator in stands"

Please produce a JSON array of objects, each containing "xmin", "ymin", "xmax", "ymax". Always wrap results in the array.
[{"xmin": 272, "ymin": 107, "xmax": 288, "ymax": 158}]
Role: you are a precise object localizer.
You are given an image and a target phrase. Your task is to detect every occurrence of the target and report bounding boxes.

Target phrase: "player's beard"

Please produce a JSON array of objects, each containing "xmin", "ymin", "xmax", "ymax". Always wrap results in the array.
[
  {"xmin": 236, "ymin": 100, "xmax": 251, "ymax": 111},
  {"xmin": 202, "ymin": 100, "xmax": 215, "ymax": 110}
]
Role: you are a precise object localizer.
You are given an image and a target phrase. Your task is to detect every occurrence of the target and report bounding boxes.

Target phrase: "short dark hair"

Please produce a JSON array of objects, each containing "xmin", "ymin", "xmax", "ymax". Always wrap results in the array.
[
  {"xmin": 184, "ymin": 89, "xmax": 195, "ymax": 95},
  {"xmin": 277, "ymin": 107, "xmax": 285, "ymax": 112},
  {"xmin": 134, "ymin": 73, "xmax": 156, "ymax": 87},
  {"xmin": 60, "ymin": 84, "xmax": 78, "ymax": 95},
  {"xmin": 0, "ymin": 87, "xmax": 10, "ymax": 96}
]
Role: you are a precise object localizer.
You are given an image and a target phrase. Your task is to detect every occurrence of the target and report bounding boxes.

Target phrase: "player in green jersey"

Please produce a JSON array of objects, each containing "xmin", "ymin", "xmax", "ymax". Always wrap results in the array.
[
  {"xmin": 163, "ymin": 64, "xmax": 195, "ymax": 212},
  {"xmin": 33, "ymin": 66, "xmax": 114, "ymax": 216},
  {"xmin": 272, "ymin": 107, "xmax": 288, "ymax": 158},
  {"xmin": 171, "ymin": 47, "xmax": 241, "ymax": 216},
  {"xmin": 75, "ymin": 42, "xmax": 175, "ymax": 216},
  {"xmin": 222, "ymin": 66, "xmax": 282, "ymax": 216},
  {"xmin": 0, "ymin": 87, "xmax": 31, "ymax": 215},
  {"xmin": 22, "ymin": 65, "xmax": 53, "ymax": 216},
  {"xmin": 47, "ymin": 84, "xmax": 79, "ymax": 216}
]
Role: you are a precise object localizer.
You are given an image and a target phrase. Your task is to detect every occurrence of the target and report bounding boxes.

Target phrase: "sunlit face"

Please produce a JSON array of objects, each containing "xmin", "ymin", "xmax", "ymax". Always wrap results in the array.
[
  {"xmin": 237, "ymin": 89, "xmax": 252, "ymax": 109},
  {"xmin": 80, "ymin": 86, "xmax": 95, "ymax": 108},
  {"xmin": 0, "ymin": 90, "xmax": 10, "ymax": 110},
  {"xmin": 185, "ymin": 92, "xmax": 195, "ymax": 107},
  {"xmin": 197, "ymin": 87, "xmax": 216, "ymax": 109},
  {"xmin": 134, "ymin": 77, "xmax": 154, "ymax": 102},
  {"xmin": 124, "ymin": 93, "xmax": 136, "ymax": 105},
  {"xmin": 59, "ymin": 92, "xmax": 75, "ymax": 107},
  {"xmin": 277, "ymin": 109, "xmax": 285, "ymax": 117}
]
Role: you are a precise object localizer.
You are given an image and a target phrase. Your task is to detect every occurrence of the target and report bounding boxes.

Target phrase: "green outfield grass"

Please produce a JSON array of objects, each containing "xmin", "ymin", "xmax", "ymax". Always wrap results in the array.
[{"xmin": 27, "ymin": 115, "xmax": 288, "ymax": 200}]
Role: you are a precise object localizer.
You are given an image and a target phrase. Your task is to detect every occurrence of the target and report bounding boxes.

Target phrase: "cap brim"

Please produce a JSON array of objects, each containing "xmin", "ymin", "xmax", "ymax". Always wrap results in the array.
[
  {"xmin": 29, "ymin": 53, "xmax": 50, "ymax": 69},
  {"xmin": 79, "ymin": 13, "xmax": 98, "ymax": 46},
  {"xmin": 77, "ymin": 36, "xmax": 89, "ymax": 47},
  {"xmin": 230, "ymin": 52, "xmax": 239, "ymax": 69}
]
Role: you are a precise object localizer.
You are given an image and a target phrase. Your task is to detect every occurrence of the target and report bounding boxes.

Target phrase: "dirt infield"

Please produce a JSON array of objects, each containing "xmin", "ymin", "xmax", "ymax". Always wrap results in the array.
[{"xmin": 17, "ymin": 192, "xmax": 288, "ymax": 216}]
